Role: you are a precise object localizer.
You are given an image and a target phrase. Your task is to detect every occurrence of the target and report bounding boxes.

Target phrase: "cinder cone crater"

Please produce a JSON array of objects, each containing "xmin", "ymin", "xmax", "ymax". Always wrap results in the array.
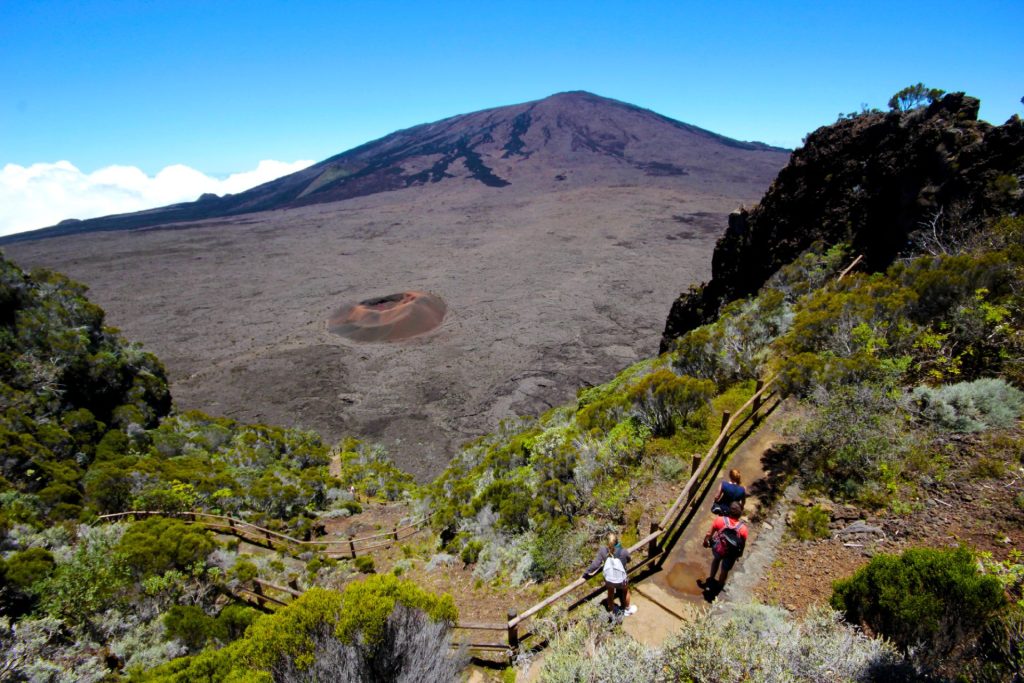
[{"xmin": 328, "ymin": 291, "xmax": 446, "ymax": 342}]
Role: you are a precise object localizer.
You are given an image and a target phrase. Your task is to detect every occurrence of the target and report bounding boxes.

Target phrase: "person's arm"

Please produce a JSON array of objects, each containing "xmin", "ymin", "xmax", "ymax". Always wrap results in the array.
[
  {"xmin": 703, "ymin": 517, "xmax": 724, "ymax": 547},
  {"xmin": 713, "ymin": 482, "xmax": 725, "ymax": 503},
  {"xmin": 583, "ymin": 546, "xmax": 607, "ymax": 578}
]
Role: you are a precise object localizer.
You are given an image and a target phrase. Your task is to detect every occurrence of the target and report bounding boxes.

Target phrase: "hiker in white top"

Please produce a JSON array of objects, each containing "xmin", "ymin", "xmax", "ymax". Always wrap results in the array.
[{"xmin": 582, "ymin": 533, "xmax": 637, "ymax": 615}]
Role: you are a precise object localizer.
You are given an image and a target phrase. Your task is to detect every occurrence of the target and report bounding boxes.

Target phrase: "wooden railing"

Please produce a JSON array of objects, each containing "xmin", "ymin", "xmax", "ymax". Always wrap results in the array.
[
  {"xmin": 503, "ymin": 376, "xmax": 778, "ymax": 656},
  {"xmin": 230, "ymin": 577, "xmax": 303, "ymax": 610},
  {"xmin": 98, "ymin": 509, "xmax": 430, "ymax": 557}
]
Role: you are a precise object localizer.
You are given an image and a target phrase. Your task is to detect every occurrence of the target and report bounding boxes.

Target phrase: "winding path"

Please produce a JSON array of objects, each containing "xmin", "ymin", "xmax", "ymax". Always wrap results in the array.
[{"xmin": 620, "ymin": 403, "xmax": 789, "ymax": 646}]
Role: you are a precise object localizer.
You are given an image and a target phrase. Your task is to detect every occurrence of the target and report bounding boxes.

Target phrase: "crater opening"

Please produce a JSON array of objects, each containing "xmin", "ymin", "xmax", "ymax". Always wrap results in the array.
[{"xmin": 328, "ymin": 291, "xmax": 446, "ymax": 342}]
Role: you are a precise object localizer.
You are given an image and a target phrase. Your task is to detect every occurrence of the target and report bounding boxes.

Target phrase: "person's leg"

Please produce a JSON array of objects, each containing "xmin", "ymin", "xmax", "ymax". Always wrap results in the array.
[
  {"xmin": 623, "ymin": 583, "xmax": 631, "ymax": 610},
  {"xmin": 708, "ymin": 555, "xmax": 721, "ymax": 582},
  {"xmin": 719, "ymin": 557, "xmax": 735, "ymax": 586},
  {"xmin": 605, "ymin": 584, "xmax": 615, "ymax": 612}
]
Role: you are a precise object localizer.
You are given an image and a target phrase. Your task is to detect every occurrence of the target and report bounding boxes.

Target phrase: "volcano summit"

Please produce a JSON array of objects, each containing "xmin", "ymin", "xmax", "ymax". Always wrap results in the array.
[{"xmin": 5, "ymin": 92, "xmax": 789, "ymax": 478}]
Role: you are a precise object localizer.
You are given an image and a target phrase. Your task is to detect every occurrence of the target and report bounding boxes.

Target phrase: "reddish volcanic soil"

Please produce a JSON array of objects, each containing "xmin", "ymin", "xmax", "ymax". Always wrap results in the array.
[{"xmin": 329, "ymin": 291, "xmax": 446, "ymax": 342}]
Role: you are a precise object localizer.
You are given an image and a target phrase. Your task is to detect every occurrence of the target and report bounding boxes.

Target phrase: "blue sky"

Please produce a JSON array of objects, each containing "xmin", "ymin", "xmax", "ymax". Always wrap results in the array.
[{"xmin": 1, "ymin": 0, "xmax": 1021, "ymax": 234}]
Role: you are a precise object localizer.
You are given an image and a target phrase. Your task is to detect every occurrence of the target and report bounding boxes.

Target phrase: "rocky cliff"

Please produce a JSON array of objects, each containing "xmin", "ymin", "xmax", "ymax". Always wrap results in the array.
[{"xmin": 660, "ymin": 93, "xmax": 1024, "ymax": 351}]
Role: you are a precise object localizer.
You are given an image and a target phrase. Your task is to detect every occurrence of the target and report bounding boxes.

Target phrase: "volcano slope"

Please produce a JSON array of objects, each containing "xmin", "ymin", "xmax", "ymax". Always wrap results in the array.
[{"xmin": 4, "ymin": 91, "xmax": 788, "ymax": 480}]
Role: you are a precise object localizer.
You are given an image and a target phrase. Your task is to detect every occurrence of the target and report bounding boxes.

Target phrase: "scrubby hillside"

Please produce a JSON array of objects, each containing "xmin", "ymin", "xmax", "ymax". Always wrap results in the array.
[
  {"xmin": 662, "ymin": 92, "xmax": 1024, "ymax": 350},
  {"xmin": 2, "ymin": 87, "xmax": 1023, "ymax": 682}
]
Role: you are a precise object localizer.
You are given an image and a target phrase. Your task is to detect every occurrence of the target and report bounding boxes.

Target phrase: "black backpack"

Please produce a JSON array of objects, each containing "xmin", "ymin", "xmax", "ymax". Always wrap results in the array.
[{"xmin": 712, "ymin": 519, "xmax": 746, "ymax": 559}]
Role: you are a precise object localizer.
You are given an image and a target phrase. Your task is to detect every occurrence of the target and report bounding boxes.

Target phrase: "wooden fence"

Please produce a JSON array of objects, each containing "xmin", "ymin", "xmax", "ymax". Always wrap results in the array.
[
  {"xmin": 98, "ymin": 509, "xmax": 430, "ymax": 558},
  {"xmin": 499, "ymin": 376, "xmax": 779, "ymax": 657}
]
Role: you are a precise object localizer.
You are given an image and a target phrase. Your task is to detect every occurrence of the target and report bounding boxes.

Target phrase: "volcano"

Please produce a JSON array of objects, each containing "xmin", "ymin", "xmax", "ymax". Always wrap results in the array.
[
  {"xmin": 5, "ymin": 91, "xmax": 786, "ymax": 242},
  {"xmin": 5, "ymin": 92, "xmax": 789, "ymax": 479}
]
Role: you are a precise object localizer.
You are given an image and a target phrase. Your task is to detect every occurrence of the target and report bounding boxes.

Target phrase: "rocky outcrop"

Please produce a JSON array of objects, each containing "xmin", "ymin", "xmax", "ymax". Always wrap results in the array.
[{"xmin": 660, "ymin": 93, "xmax": 1024, "ymax": 352}]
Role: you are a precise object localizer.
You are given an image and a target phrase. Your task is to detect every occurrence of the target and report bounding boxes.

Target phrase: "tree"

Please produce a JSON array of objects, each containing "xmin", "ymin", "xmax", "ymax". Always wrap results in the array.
[{"xmin": 888, "ymin": 83, "xmax": 945, "ymax": 111}]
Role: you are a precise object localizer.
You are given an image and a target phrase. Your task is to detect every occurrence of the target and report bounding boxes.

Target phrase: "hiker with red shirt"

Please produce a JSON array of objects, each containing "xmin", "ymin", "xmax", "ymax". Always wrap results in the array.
[{"xmin": 699, "ymin": 501, "xmax": 748, "ymax": 590}]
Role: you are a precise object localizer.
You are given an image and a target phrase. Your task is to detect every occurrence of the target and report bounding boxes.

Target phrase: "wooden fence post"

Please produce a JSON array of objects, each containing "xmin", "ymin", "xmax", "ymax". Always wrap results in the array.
[
  {"xmin": 718, "ymin": 411, "xmax": 731, "ymax": 456},
  {"xmin": 348, "ymin": 536, "xmax": 356, "ymax": 558},
  {"xmin": 648, "ymin": 522, "xmax": 661, "ymax": 558},
  {"xmin": 690, "ymin": 454, "xmax": 701, "ymax": 475},
  {"xmin": 507, "ymin": 608, "xmax": 519, "ymax": 659},
  {"xmin": 393, "ymin": 525, "xmax": 399, "ymax": 542},
  {"xmin": 753, "ymin": 380, "xmax": 764, "ymax": 414},
  {"xmin": 288, "ymin": 577, "xmax": 300, "ymax": 592}
]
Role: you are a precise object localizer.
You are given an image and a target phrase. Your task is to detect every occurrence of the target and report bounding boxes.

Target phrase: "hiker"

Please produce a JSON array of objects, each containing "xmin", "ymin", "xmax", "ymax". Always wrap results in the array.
[
  {"xmin": 711, "ymin": 468, "xmax": 746, "ymax": 515},
  {"xmin": 700, "ymin": 501, "xmax": 748, "ymax": 589},
  {"xmin": 582, "ymin": 533, "xmax": 637, "ymax": 615}
]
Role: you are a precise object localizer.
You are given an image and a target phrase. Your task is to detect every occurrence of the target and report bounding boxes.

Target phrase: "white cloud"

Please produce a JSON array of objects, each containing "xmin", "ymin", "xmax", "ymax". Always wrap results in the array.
[{"xmin": 0, "ymin": 158, "xmax": 315, "ymax": 237}]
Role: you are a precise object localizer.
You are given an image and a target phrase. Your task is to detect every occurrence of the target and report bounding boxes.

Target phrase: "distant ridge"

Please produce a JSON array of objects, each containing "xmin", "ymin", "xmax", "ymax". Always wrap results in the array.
[{"xmin": 3, "ymin": 91, "xmax": 788, "ymax": 243}]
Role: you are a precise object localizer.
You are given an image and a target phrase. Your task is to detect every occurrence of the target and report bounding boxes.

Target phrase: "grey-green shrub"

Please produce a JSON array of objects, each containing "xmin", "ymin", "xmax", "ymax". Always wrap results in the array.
[
  {"xmin": 537, "ymin": 603, "xmax": 904, "ymax": 682},
  {"xmin": 663, "ymin": 604, "xmax": 906, "ymax": 682},
  {"xmin": 538, "ymin": 606, "xmax": 663, "ymax": 683},
  {"xmin": 910, "ymin": 378, "xmax": 1024, "ymax": 432}
]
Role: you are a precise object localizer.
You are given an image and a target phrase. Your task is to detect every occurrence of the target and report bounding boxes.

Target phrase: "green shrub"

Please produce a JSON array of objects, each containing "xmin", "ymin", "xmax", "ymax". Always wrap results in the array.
[
  {"xmin": 971, "ymin": 456, "xmax": 1007, "ymax": 479},
  {"xmin": 460, "ymin": 540, "xmax": 483, "ymax": 565},
  {"xmin": 216, "ymin": 603, "xmax": 258, "ymax": 642},
  {"xmin": 3, "ymin": 547, "xmax": 56, "ymax": 590},
  {"xmin": 793, "ymin": 382, "xmax": 915, "ymax": 500},
  {"xmin": 655, "ymin": 455, "xmax": 686, "ymax": 481},
  {"xmin": 910, "ymin": 378, "xmax": 1024, "ymax": 433},
  {"xmin": 626, "ymin": 369, "xmax": 715, "ymax": 437},
  {"xmin": 37, "ymin": 525, "xmax": 130, "ymax": 628},
  {"xmin": 789, "ymin": 505, "xmax": 831, "ymax": 541},
  {"xmin": 353, "ymin": 555, "xmax": 375, "ymax": 574},
  {"xmin": 118, "ymin": 516, "xmax": 215, "ymax": 578},
  {"xmin": 831, "ymin": 546, "xmax": 1006, "ymax": 669},
  {"xmin": 139, "ymin": 580, "xmax": 460, "ymax": 681},
  {"xmin": 163, "ymin": 605, "xmax": 218, "ymax": 652},
  {"xmin": 245, "ymin": 579, "xmax": 457, "ymax": 680},
  {"xmin": 233, "ymin": 558, "xmax": 258, "ymax": 583},
  {"xmin": 339, "ymin": 499, "xmax": 362, "ymax": 515}
]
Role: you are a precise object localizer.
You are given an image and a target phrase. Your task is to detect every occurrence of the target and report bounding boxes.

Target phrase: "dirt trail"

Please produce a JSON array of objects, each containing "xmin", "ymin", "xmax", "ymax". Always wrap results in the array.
[
  {"xmin": 619, "ymin": 403, "xmax": 789, "ymax": 647},
  {"xmin": 519, "ymin": 404, "xmax": 791, "ymax": 680}
]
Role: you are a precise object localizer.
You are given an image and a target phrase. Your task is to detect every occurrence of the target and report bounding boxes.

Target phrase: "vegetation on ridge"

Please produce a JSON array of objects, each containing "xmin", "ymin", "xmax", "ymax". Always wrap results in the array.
[{"xmin": 2, "ymin": 84, "xmax": 1023, "ymax": 681}]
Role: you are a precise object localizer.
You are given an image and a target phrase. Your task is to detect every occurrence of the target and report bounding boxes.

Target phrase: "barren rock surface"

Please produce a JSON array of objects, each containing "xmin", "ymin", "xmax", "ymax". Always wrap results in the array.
[{"xmin": 6, "ymin": 93, "xmax": 788, "ymax": 480}]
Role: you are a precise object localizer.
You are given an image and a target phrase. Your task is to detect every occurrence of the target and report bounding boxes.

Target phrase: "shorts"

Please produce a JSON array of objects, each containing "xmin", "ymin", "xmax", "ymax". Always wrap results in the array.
[
  {"xmin": 712, "ymin": 550, "xmax": 738, "ymax": 571},
  {"xmin": 605, "ymin": 580, "xmax": 628, "ymax": 600}
]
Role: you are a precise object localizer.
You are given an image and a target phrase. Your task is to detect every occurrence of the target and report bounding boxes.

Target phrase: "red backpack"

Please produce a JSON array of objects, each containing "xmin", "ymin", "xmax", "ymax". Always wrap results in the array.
[{"xmin": 712, "ymin": 518, "xmax": 747, "ymax": 559}]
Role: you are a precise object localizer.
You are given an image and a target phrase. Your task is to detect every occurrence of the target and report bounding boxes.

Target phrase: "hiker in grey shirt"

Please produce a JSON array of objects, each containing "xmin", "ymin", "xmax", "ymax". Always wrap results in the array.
[{"xmin": 582, "ymin": 533, "xmax": 637, "ymax": 615}]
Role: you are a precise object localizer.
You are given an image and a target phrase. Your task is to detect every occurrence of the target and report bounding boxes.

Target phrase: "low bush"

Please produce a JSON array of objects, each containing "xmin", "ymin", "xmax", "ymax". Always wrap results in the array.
[
  {"xmin": 831, "ymin": 546, "xmax": 1006, "ymax": 672},
  {"xmin": 909, "ymin": 378, "xmax": 1024, "ymax": 433},
  {"xmin": 663, "ymin": 603, "xmax": 906, "ymax": 682},
  {"xmin": 626, "ymin": 370, "xmax": 715, "ymax": 437},
  {"xmin": 118, "ymin": 516, "xmax": 215, "ymax": 578},
  {"xmin": 792, "ymin": 382, "xmax": 916, "ymax": 501},
  {"xmin": 353, "ymin": 556, "xmax": 375, "ymax": 574},
  {"xmin": 140, "ymin": 578, "xmax": 459, "ymax": 682},
  {"xmin": 789, "ymin": 505, "xmax": 831, "ymax": 541},
  {"xmin": 537, "ymin": 602, "xmax": 905, "ymax": 682}
]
